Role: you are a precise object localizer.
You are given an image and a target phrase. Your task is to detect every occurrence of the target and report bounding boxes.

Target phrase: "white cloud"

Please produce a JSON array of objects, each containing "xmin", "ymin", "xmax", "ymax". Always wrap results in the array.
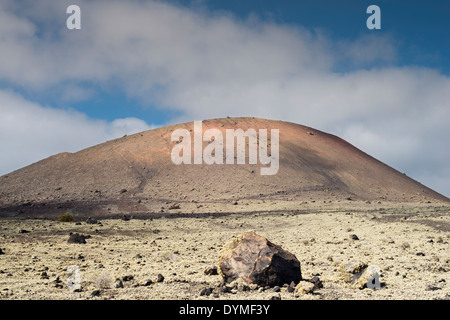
[{"xmin": 0, "ymin": 0, "xmax": 449, "ymax": 197}]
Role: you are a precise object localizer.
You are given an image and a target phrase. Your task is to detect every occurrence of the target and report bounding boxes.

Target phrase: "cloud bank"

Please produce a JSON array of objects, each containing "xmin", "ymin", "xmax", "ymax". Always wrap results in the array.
[{"xmin": 0, "ymin": 0, "xmax": 449, "ymax": 196}]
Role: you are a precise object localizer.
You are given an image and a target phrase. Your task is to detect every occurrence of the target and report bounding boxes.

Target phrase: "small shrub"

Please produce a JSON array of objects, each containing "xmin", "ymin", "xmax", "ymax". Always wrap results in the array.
[
  {"xmin": 56, "ymin": 213, "xmax": 77, "ymax": 222},
  {"xmin": 95, "ymin": 272, "xmax": 112, "ymax": 290}
]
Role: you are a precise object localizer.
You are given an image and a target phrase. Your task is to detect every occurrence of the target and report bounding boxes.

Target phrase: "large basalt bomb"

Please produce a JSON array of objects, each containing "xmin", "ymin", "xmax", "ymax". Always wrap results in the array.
[{"xmin": 218, "ymin": 232, "xmax": 302, "ymax": 287}]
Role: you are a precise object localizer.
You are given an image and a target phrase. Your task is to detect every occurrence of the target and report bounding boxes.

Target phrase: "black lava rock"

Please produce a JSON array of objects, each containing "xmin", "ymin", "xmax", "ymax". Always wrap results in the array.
[
  {"xmin": 67, "ymin": 233, "xmax": 89, "ymax": 244},
  {"xmin": 156, "ymin": 274, "xmax": 165, "ymax": 283}
]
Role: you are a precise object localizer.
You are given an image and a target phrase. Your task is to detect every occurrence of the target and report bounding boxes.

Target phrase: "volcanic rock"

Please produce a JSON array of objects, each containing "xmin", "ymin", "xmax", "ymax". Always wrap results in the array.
[
  {"xmin": 85, "ymin": 217, "xmax": 98, "ymax": 224},
  {"xmin": 113, "ymin": 278, "xmax": 124, "ymax": 288},
  {"xmin": 91, "ymin": 290, "xmax": 101, "ymax": 297},
  {"xmin": 218, "ymin": 232, "xmax": 302, "ymax": 287},
  {"xmin": 350, "ymin": 234, "xmax": 359, "ymax": 241},
  {"xmin": 156, "ymin": 274, "xmax": 165, "ymax": 283},
  {"xmin": 287, "ymin": 281, "xmax": 296, "ymax": 293},
  {"xmin": 309, "ymin": 276, "xmax": 323, "ymax": 290},
  {"xmin": 122, "ymin": 275, "xmax": 134, "ymax": 282},
  {"xmin": 295, "ymin": 281, "xmax": 315, "ymax": 295},
  {"xmin": 199, "ymin": 287, "xmax": 213, "ymax": 296},
  {"xmin": 67, "ymin": 233, "xmax": 89, "ymax": 244}
]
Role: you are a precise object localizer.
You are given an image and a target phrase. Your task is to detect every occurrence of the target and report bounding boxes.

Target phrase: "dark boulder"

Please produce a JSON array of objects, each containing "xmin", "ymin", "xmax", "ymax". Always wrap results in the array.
[
  {"xmin": 67, "ymin": 233, "xmax": 90, "ymax": 244},
  {"xmin": 86, "ymin": 217, "xmax": 98, "ymax": 224},
  {"xmin": 218, "ymin": 232, "xmax": 302, "ymax": 287},
  {"xmin": 156, "ymin": 274, "xmax": 165, "ymax": 283}
]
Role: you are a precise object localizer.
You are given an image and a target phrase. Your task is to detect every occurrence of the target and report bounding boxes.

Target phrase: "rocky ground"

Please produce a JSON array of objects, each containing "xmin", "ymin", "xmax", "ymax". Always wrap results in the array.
[{"xmin": 0, "ymin": 201, "xmax": 449, "ymax": 300}]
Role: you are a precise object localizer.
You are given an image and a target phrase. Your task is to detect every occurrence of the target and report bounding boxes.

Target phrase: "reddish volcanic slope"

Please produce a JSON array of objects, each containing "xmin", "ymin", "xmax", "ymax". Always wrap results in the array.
[{"xmin": 0, "ymin": 117, "xmax": 448, "ymax": 217}]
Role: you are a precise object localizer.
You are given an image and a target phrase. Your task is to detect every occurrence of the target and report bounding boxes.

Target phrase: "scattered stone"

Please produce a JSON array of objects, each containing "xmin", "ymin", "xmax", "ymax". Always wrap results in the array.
[
  {"xmin": 232, "ymin": 201, "xmax": 238, "ymax": 205},
  {"xmin": 142, "ymin": 279, "xmax": 153, "ymax": 286},
  {"xmin": 156, "ymin": 274, "xmax": 165, "ymax": 283},
  {"xmin": 350, "ymin": 234, "xmax": 359, "ymax": 240},
  {"xmin": 338, "ymin": 261, "xmax": 368, "ymax": 283},
  {"xmin": 122, "ymin": 275, "xmax": 134, "ymax": 282},
  {"xmin": 204, "ymin": 266, "xmax": 218, "ymax": 276},
  {"xmin": 287, "ymin": 281, "xmax": 296, "ymax": 293},
  {"xmin": 295, "ymin": 281, "xmax": 315, "ymax": 295},
  {"xmin": 113, "ymin": 279, "xmax": 124, "ymax": 288},
  {"xmin": 168, "ymin": 203, "xmax": 180, "ymax": 210},
  {"xmin": 67, "ymin": 233, "xmax": 89, "ymax": 244},
  {"xmin": 218, "ymin": 285, "xmax": 233, "ymax": 294},
  {"xmin": 86, "ymin": 217, "xmax": 98, "ymax": 224},
  {"xmin": 218, "ymin": 232, "xmax": 302, "ymax": 287},
  {"xmin": 53, "ymin": 277, "xmax": 63, "ymax": 289},
  {"xmin": 416, "ymin": 252, "xmax": 425, "ymax": 256},
  {"xmin": 309, "ymin": 276, "xmax": 323, "ymax": 290},
  {"xmin": 40, "ymin": 271, "xmax": 49, "ymax": 279},
  {"xmin": 273, "ymin": 286, "xmax": 281, "ymax": 292},
  {"xmin": 19, "ymin": 229, "xmax": 30, "ymax": 234},
  {"xmin": 120, "ymin": 189, "xmax": 127, "ymax": 194},
  {"xmin": 269, "ymin": 293, "xmax": 281, "ymax": 300},
  {"xmin": 425, "ymin": 285, "xmax": 441, "ymax": 291},
  {"xmin": 200, "ymin": 287, "xmax": 213, "ymax": 296},
  {"xmin": 91, "ymin": 290, "xmax": 101, "ymax": 297},
  {"xmin": 0, "ymin": 248, "xmax": 4, "ymax": 255}
]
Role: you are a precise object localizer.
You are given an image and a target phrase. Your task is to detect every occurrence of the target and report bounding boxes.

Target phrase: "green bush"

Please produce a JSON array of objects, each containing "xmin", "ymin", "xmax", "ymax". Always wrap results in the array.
[{"xmin": 56, "ymin": 213, "xmax": 77, "ymax": 222}]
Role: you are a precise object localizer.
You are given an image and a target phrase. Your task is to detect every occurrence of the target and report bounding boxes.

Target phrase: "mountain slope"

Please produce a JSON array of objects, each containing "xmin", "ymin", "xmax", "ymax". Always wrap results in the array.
[{"xmin": 0, "ymin": 117, "xmax": 448, "ymax": 217}]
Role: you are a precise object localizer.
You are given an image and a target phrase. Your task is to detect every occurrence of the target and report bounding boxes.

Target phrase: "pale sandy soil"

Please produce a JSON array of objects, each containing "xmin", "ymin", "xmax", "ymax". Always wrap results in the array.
[{"xmin": 0, "ymin": 201, "xmax": 449, "ymax": 300}]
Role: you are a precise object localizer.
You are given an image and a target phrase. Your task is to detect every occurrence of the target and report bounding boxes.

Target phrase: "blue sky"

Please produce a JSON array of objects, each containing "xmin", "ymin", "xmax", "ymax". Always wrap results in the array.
[{"xmin": 0, "ymin": 0, "xmax": 449, "ymax": 197}]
